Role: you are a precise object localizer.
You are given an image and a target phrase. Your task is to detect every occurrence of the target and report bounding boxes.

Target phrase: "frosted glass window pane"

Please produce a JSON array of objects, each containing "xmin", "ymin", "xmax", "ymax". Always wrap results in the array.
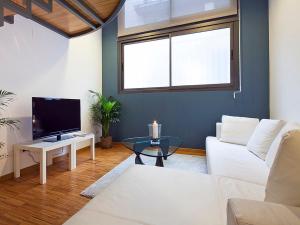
[
  {"xmin": 171, "ymin": 0, "xmax": 235, "ymax": 18},
  {"xmin": 124, "ymin": 0, "xmax": 170, "ymax": 29},
  {"xmin": 171, "ymin": 28, "xmax": 231, "ymax": 86},
  {"xmin": 124, "ymin": 39, "xmax": 170, "ymax": 89},
  {"xmin": 118, "ymin": 0, "xmax": 237, "ymax": 36}
]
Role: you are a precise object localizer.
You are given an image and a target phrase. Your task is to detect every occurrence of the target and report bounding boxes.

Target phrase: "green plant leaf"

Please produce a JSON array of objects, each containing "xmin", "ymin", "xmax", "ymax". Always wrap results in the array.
[
  {"xmin": 89, "ymin": 91, "xmax": 121, "ymax": 137},
  {"xmin": 0, "ymin": 90, "xmax": 19, "ymax": 149}
]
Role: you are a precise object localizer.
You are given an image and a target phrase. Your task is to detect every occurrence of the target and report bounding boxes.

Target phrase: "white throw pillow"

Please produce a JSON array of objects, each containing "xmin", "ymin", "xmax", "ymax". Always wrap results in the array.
[
  {"xmin": 222, "ymin": 115, "xmax": 258, "ymax": 123},
  {"xmin": 220, "ymin": 116, "xmax": 259, "ymax": 146},
  {"xmin": 265, "ymin": 130, "xmax": 300, "ymax": 206},
  {"xmin": 247, "ymin": 119, "xmax": 284, "ymax": 160},
  {"xmin": 266, "ymin": 122, "xmax": 300, "ymax": 168}
]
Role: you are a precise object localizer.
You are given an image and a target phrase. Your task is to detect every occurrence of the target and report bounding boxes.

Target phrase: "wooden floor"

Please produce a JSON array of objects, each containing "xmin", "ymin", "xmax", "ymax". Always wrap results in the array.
[{"xmin": 0, "ymin": 144, "xmax": 205, "ymax": 225}]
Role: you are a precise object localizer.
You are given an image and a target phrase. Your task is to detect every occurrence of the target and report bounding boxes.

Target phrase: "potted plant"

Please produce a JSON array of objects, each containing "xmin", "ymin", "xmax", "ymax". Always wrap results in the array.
[
  {"xmin": 89, "ymin": 90, "xmax": 121, "ymax": 149},
  {"xmin": 0, "ymin": 90, "xmax": 19, "ymax": 149}
]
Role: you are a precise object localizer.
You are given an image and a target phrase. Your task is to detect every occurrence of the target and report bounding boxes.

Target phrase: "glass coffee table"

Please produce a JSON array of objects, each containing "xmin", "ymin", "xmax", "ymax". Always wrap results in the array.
[{"xmin": 122, "ymin": 136, "xmax": 182, "ymax": 167}]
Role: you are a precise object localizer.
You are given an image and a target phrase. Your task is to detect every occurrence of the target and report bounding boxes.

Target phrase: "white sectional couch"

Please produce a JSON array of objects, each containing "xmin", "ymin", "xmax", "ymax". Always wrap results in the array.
[{"xmin": 206, "ymin": 120, "xmax": 300, "ymax": 186}]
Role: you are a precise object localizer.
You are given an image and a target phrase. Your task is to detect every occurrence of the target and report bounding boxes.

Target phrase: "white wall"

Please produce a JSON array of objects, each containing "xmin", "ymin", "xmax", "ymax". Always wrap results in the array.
[
  {"xmin": 0, "ymin": 16, "xmax": 102, "ymax": 176},
  {"xmin": 269, "ymin": 0, "xmax": 300, "ymax": 122}
]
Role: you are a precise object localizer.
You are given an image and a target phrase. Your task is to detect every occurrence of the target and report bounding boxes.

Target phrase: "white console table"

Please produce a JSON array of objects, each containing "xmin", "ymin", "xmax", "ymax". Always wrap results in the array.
[{"xmin": 14, "ymin": 133, "xmax": 95, "ymax": 184}]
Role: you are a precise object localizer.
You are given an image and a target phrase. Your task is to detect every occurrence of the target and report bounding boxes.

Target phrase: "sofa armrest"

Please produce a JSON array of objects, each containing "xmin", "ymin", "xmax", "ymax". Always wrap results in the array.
[
  {"xmin": 227, "ymin": 198, "xmax": 300, "ymax": 225},
  {"xmin": 216, "ymin": 123, "xmax": 222, "ymax": 140}
]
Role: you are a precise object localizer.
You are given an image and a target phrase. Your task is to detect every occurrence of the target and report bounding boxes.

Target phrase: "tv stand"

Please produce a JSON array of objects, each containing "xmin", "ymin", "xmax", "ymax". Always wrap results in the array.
[
  {"xmin": 43, "ymin": 134, "xmax": 74, "ymax": 142},
  {"xmin": 14, "ymin": 133, "xmax": 95, "ymax": 184}
]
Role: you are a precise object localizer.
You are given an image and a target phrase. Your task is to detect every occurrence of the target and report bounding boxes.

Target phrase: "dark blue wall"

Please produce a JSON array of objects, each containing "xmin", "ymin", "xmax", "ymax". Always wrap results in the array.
[{"xmin": 102, "ymin": 0, "xmax": 269, "ymax": 148}]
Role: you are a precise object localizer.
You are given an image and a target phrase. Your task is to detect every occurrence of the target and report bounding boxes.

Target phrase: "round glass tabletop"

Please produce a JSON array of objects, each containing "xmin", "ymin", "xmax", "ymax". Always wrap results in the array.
[{"xmin": 122, "ymin": 136, "xmax": 182, "ymax": 167}]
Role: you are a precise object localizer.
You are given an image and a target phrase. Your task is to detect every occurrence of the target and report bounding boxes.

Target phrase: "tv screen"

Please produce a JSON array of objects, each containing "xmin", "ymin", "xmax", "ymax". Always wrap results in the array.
[{"xmin": 32, "ymin": 97, "xmax": 81, "ymax": 140}]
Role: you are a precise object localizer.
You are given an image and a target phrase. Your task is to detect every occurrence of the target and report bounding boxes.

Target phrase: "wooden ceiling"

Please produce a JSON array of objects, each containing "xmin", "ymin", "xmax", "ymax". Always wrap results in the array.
[{"xmin": 1, "ymin": 0, "xmax": 124, "ymax": 38}]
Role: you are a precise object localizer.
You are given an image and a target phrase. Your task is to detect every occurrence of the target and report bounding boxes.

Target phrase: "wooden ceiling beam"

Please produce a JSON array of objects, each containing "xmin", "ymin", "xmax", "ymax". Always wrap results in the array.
[
  {"xmin": 1, "ymin": 0, "xmax": 122, "ymax": 38},
  {"xmin": 72, "ymin": 0, "xmax": 104, "ymax": 25},
  {"xmin": 55, "ymin": 0, "xmax": 98, "ymax": 30},
  {"xmin": 32, "ymin": 0, "xmax": 52, "ymax": 13},
  {"xmin": 3, "ymin": 0, "xmax": 32, "ymax": 19}
]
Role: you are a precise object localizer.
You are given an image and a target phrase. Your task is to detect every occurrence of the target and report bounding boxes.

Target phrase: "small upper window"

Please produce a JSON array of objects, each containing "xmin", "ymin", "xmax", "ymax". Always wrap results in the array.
[{"xmin": 118, "ymin": 0, "xmax": 238, "ymax": 37}]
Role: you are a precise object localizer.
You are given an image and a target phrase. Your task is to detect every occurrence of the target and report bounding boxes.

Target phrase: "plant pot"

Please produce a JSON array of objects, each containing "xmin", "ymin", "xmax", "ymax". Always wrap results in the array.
[{"xmin": 101, "ymin": 136, "xmax": 112, "ymax": 149}]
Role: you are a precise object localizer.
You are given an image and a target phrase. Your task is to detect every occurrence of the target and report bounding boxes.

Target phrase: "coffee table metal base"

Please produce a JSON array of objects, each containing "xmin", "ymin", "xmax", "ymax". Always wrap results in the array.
[
  {"xmin": 155, "ymin": 156, "xmax": 164, "ymax": 167},
  {"xmin": 135, "ymin": 154, "xmax": 144, "ymax": 165},
  {"xmin": 134, "ymin": 154, "xmax": 165, "ymax": 167}
]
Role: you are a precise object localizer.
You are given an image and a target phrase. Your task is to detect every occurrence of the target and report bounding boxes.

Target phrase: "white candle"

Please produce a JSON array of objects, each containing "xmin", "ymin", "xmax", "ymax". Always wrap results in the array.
[{"xmin": 152, "ymin": 120, "xmax": 159, "ymax": 139}]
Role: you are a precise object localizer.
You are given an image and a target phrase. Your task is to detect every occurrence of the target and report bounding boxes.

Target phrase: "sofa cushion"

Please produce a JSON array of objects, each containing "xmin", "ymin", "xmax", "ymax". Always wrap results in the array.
[
  {"xmin": 265, "ymin": 130, "xmax": 300, "ymax": 206},
  {"xmin": 247, "ymin": 119, "xmax": 284, "ymax": 160},
  {"xmin": 206, "ymin": 137, "xmax": 270, "ymax": 185},
  {"xmin": 266, "ymin": 122, "xmax": 300, "ymax": 168},
  {"xmin": 222, "ymin": 115, "xmax": 258, "ymax": 123},
  {"xmin": 220, "ymin": 116, "xmax": 259, "ymax": 146},
  {"xmin": 227, "ymin": 199, "xmax": 300, "ymax": 225}
]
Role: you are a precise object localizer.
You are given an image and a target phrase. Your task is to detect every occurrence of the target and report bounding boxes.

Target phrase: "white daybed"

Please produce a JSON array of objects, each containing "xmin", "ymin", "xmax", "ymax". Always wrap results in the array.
[{"xmin": 64, "ymin": 165, "xmax": 264, "ymax": 225}]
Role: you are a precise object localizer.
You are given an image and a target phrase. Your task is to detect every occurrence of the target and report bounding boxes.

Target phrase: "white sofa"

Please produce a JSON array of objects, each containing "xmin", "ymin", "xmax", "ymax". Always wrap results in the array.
[{"xmin": 206, "ymin": 121, "xmax": 300, "ymax": 186}]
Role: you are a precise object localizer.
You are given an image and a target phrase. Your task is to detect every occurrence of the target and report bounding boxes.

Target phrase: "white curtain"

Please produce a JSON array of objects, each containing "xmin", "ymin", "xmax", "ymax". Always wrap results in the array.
[{"xmin": 118, "ymin": 0, "xmax": 238, "ymax": 37}]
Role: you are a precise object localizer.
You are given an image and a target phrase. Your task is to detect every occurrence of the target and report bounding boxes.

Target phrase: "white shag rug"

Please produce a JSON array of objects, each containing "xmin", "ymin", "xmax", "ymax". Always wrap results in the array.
[{"xmin": 81, "ymin": 154, "xmax": 207, "ymax": 198}]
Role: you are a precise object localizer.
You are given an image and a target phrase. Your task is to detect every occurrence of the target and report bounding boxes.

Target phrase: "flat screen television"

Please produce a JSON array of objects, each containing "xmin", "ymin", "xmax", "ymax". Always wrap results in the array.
[{"xmin": 32, "ymin": 97, "xmax": 81, "ymax": 142}]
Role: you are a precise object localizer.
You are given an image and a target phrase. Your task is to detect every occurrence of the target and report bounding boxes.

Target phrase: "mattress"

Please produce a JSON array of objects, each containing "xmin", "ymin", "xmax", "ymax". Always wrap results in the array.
[{"xmin": 64, "ymin": 165, "xmax": 265, "ymax": 225}]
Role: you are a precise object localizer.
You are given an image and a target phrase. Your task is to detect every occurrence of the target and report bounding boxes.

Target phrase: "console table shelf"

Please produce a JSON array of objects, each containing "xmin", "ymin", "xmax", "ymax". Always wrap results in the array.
[{"xmin": 14, "ymin": 133, "xmax": 95, "ymax": 184}]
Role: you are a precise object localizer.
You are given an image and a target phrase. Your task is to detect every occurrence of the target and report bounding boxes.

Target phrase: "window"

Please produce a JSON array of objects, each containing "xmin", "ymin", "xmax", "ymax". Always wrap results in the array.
[
  {"xmin": 171, "ymin": 28, "xmax": 231, "ymax": 86},
  {"xmin": 123, "ymin": 38, "xmax": 170, "ymax": 89},
  {"xmin": 119, "ymin": 19, "xmax": 239, "ymax": 92},
  {"xmin": 118, "ymin": 0, "xmax": 238, "ymax": 37}
]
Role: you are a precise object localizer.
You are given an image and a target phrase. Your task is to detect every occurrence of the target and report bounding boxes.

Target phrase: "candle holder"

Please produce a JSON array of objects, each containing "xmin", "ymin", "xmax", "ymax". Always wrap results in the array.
[{"xmin": 148, "ymin": 122, "xmax": 161, "ymax": 145}]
